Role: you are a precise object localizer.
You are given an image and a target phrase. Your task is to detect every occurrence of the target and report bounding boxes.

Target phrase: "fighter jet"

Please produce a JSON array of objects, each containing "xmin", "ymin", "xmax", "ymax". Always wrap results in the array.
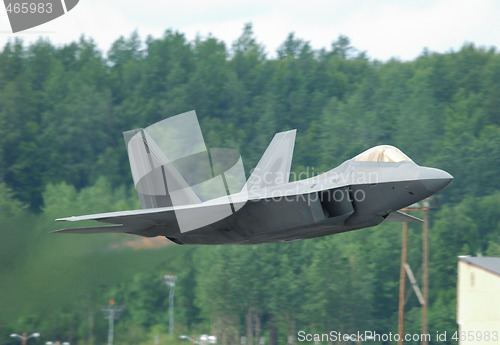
[{"xmin": 54, "ymin": 111, "xmax": 452, "ymax": 244}]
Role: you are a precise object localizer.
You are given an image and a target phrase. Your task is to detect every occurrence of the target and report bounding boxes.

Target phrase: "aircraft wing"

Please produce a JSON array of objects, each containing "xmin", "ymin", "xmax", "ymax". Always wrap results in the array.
[
  {"xmin": 53, "ymin": 195, "xmax": 245, "ymax": 237},
  {"xmin": 53, "ymin": 206, "xmax": 178, "ymax": 237}
]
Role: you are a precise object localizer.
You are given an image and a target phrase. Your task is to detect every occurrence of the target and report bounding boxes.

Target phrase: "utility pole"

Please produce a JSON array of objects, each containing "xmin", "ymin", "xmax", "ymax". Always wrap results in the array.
[
  {"xmin": 163, "ymin": 274, "xmax": 177, "ymax": 336},
  {"xmin": 102, "ymin": 300, "xmax": 124, "ymax": 345},
  {"xmin": 398, "ymin": 221, "xmax": 408, "ymax": 345},
  {"xmin": 398, "ymin": 197, "xmax": 436, "ymax": 345},
  {"xmin": 421, "ymin": 200, "xmax": 430, "ymax": 345}
]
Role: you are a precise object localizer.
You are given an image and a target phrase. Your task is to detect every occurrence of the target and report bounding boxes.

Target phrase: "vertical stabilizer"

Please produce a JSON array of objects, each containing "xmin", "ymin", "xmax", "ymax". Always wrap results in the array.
[{"xmin": 246, "ymin": 130, "xmax": 296, "ymax": 190}]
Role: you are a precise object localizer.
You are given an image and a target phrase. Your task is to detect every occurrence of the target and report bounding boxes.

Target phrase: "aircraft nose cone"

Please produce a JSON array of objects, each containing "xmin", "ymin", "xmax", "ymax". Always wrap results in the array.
[{"xmin": 419, "ymin": 168, "xmax": 453, "ymax": 193}]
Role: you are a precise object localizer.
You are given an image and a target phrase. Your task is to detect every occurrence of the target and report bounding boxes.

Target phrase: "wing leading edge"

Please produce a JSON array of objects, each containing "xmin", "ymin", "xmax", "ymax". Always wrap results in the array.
[
  {"xmin": 53, "ymin": 197, "xmax": 249, "ymax": 237},
  {"xmin": 53, "ymin": 206, "xmax": 178, "ymax": 237}
]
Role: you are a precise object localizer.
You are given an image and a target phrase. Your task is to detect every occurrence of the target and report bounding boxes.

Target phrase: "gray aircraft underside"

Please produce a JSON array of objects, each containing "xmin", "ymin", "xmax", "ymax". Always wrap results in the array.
[{"xmin": 54, "ymin": 111, "xmax": 452, "ymax": 245}]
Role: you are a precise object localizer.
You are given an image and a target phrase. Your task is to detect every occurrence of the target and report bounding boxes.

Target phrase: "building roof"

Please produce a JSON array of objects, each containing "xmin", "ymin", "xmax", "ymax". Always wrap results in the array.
[{"xmin": 459, "ymin": 256, "xmax": 500, "ymax": 277}]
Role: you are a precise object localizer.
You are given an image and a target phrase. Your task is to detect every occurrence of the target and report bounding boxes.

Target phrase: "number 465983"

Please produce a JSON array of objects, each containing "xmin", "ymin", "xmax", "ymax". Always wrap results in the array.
[
  {"xmin": 6, "ymin": 2, "xmax": 53, "ymax": 14},
  {"xmin": 452, "ymin": 331, "xmax": 498, "ymax": 342}
]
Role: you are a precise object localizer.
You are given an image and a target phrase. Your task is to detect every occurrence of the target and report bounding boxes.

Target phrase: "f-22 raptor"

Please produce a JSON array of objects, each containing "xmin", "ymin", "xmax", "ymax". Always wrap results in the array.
[{"xmin": 55, "ymin": 111, "xmax": 452, "ymax": 244}]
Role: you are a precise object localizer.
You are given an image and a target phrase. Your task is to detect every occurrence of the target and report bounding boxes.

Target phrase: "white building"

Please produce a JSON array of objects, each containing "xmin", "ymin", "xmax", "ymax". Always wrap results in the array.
[{"xmin": 457, "ymin": 256, "xmax": 500, "ymax": 345}]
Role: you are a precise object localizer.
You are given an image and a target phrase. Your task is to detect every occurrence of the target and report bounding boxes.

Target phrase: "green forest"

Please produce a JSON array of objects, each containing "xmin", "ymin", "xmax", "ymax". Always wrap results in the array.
[{"xmin": 1, "ymin": 23, "xmax": 500, "ymax": 345}]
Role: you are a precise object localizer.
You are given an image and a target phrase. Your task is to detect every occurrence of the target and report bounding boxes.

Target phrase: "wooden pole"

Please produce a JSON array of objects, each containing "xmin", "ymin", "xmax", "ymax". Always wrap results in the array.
[
  {"xmin": 422, "ymin": 208, "xmax": 429, "ymax": 345},
  {"xmin": 398, "ymin": 222, "xmax": 408, "ymax": 345}
]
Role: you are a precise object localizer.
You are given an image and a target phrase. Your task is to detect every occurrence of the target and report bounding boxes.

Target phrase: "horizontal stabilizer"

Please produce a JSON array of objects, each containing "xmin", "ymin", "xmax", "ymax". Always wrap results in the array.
[
  {"xmin": 52, "ymin": 224, "xmax": 127, "ymax": 234},
  {"xmin": 385, "ymin": 211, "xmax": 423, "ymax": 223}
]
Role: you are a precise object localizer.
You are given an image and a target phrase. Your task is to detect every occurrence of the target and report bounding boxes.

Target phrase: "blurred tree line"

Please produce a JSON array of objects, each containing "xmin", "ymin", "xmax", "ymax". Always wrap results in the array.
[{"xmin": 1, "ymin": 24, "xmax": 500, "ymax": 344}]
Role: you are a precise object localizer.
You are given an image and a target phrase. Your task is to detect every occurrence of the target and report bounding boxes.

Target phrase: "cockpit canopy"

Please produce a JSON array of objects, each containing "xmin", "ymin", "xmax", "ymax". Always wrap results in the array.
[{"xmin": 353, "ymin": 145, "xmax": 412, "ymax": 163}]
